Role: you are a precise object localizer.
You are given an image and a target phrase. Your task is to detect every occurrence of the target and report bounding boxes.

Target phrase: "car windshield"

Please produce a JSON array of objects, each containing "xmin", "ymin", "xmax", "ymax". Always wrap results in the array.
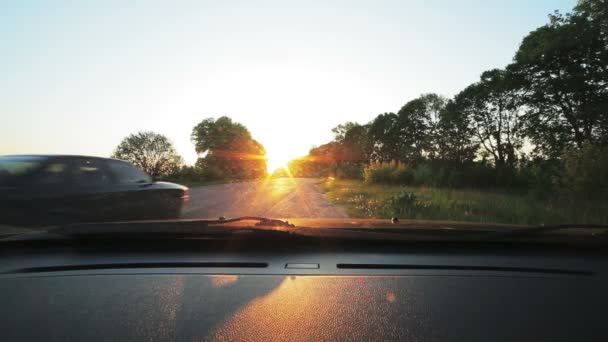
[{"xmin": 1, "ymin": 1, "xmax": 607, "ymax": 238}]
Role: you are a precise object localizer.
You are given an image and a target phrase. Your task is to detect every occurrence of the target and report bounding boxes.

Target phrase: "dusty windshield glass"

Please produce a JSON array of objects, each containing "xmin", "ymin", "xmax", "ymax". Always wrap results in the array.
[{"xmin": 0, "ymin": 0, "xmax": 606, "ymax": 233}]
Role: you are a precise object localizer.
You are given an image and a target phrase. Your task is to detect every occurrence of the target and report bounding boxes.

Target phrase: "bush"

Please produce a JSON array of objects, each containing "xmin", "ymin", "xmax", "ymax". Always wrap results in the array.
[
  {"xmin": 562, "ymin": 142, "xmax": 608, "ymax": 199},
  {"xmin": 393, "ymin": 163, "xmax": 414, "ymax": 184},
  {"xmin": 335, "ymin": 162, "xmax": 364, "ymax": 179},
  {"xmin": 386, "ymin": 190, "xmax": 436, "ymax": 218},
  {"xmin": 464, "ymin": 163, "xmax": 499, "ymax": 188},
  {"xmin": 519, "ymin": 158, "xmax": 563, "ymax": 198},
  {"xmin": 412, "ymin": 163, "xmax": 434, "ymax": 186},
  {"xmin": 164, "ymin": 165, "xmax": 206, "ymax": 183},
  {"xmin": 443, "ymin": 168, "xmax": 464, "ymax": 187},
  {"xmin": 364, "ymin": 160, "xmax": 412, "ymax": 184},
  {"xmin": 388, "ymin": 190, "xmax": 418, "ymax": 216},
  {"xmin": 194, "ymin": 155, "xmax": 266, "ymax": 180}
]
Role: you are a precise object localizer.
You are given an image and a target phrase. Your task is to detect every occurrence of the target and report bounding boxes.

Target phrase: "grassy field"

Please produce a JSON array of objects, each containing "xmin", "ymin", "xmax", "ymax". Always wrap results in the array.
[{"xmin": 322, "ymin": 179, "xmax": 608, "ymax": 225}]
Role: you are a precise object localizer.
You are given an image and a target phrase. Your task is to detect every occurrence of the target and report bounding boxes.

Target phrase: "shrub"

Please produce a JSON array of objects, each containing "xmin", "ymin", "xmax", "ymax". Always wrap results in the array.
[
  {"xmin": 164, "ymin": 165, "xmax": 207, "ymax": 184},
  {"xmin": 412, "ymin": 163, "xmax": 434, "ymax": 186},
  {"xmin": 336, "ymin": 162, "xmax": 364, "ymax": 179},
  {"xmin": 562, "ymin": 142, "xmax": 608, "ymax": 199},
  {"xmin": 519, "ymin": 158, "xmax": 562, "ymax": 198},
  {"xmin": 386, "ymin": 190, "xmax": 435, "ymax": 218},
  {"xmin": 388, "ymin": 190, "xmax": 418, "ymax": 216},
  {"xmin": 364, "ymin": 160, "xmax": 411, "ymax": 184},
  {"xmin": 393, "ymin": 163, "xmax": 413, "ymax": 184},
  {"xmin": 465, "ymin": 163, "xmax": 498, "ymax": 188},
  {"xmin": 444, "ymin": 168, "xmax": 464, "ymax": 188}
]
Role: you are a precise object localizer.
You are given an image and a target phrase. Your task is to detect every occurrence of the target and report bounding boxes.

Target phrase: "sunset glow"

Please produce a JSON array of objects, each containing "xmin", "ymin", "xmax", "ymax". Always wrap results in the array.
[
  {"xmin": 0, "ymin": 1, "xmax": 572, "ymax": 160},
  {"xmin": 266, "ymin": 151, "xmax": 293, "ymax": 173}
]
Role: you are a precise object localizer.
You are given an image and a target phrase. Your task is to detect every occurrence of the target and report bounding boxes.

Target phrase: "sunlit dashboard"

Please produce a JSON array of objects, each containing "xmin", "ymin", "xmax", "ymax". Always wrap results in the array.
[{"xmin": 1, "ymin": 239, "xmax": 606, "ymax": 341}]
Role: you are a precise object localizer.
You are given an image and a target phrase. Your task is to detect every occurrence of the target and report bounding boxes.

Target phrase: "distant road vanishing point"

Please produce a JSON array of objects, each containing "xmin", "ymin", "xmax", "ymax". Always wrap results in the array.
[{"xmin": 181, "ymin": 178, "xmax": 348, "ymax": 219}]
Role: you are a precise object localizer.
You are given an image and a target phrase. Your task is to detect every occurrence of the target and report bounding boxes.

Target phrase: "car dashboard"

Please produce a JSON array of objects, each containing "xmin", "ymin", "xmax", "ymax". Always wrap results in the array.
[{"xmin": 1, "ymin": 238, "xmax": 606, "ymax": 341}]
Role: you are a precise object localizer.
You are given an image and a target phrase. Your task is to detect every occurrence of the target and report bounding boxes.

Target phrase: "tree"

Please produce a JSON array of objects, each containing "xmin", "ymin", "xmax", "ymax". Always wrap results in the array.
[
  {"xmin": 396, "ymin": 93, "xmax": 447, "ymax": 161},
  {"xmin": 367, "ymin": 95, "xmax": 448, "ymax": 164},
  {"xmin": 436, "ymin": 100, "xmax": 478, "ymax": 164},
  {"xmin": 191, "ymin": 116, "xmax": 264, "ymax": 155},
  {"xmin": 368, "ymin": 113, "xmax": 401, "ymax": 162},
  {"xmin": 576, "ymin": 0, "xmax": 608, "ymax": 34},
  {"xmin": 511, "ymin": 4, "xmax": 608, "ymax": 157},
  {"xmin": 331, "ymin": 122, "xmax": 359, "ymax": 143},
  {"xmin": 331, "ymin": 122, "xmax": 372, "ymax": 162},
  {"xmin": 341, "ymin": 123, "xmax": 372, "ymax": 161},
  {"xmin": 191, "ymin": 116, "xmax": 266, "ymax": 179},
  {"xmin": 456, "ymin": 69, "xmax": 523, "ymax": 169},
  {"xmin": 112, "ymin": 131, "xmax": 183, "ymax": 178}
]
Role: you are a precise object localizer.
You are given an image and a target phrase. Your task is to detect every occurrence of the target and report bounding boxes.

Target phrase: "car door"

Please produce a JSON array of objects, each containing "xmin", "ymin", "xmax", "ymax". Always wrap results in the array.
[
  {"xmin": 26, "ymin": 158, "xmax": 72, "ymax": 221},
  {"xmin": 105, "ymin": 160, "xmax": 155, "ymax": 219},
  {"xmin": 68, "ymin": 158, "xmax": 121, "ymax": 221},
  {"xmin": 0, "ymin": 156, "xmax": 68, "ymax": 225}
]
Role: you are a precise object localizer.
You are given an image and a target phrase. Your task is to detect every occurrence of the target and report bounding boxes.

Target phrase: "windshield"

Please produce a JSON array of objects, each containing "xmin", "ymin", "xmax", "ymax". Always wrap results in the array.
[{"xmin": 1, "ymin": 1, "xmax": 607, "ymax": 237}]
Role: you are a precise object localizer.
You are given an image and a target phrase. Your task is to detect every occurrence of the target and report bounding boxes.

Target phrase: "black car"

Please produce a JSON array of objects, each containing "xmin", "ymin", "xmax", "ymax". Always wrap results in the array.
[{"xmin": 0, "ymin": 155, "xmax": 189, "ymax": 225}]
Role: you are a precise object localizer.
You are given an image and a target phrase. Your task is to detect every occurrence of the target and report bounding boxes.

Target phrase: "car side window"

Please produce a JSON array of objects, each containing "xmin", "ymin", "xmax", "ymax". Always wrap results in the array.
[
  {"xmin": 72, "ymin": 159, "xmax": 112, "ymax": 187},
  {"xmin": 107, "ymin": 160, "xmax": 152, "ymax": 184},
  {"xmin": 31, "ymin": 162, "xmax": 69, "ymax": 185}
]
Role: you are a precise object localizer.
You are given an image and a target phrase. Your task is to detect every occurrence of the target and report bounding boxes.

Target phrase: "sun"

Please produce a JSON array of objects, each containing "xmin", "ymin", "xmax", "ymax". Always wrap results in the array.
[
  {"xmin": 265, "ymin": 146, "xmax": 295, "ymax": 173},
  {"xmin": 266, "ymin": 155, "xmax": 291, "ymax": 173},
  {"xmin": 262, "ymin": 137, "xmax": 301, "ymax": 174}
]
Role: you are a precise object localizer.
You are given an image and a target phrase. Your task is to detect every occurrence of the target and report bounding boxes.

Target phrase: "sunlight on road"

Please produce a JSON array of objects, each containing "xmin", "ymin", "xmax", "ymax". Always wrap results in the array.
[
  {"xmin": 266, "ymin": 178, "xmax": 298, "ymax": 197},
  {"xmin": 181, "ymin": 178, "xmax": 349, "ymax": 219}
]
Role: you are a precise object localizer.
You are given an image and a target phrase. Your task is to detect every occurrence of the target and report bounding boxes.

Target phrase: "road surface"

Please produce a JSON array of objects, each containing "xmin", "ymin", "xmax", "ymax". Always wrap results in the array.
[{"xmin": 181, "ymin": 178, "xmax": 348, "ymax": 219}]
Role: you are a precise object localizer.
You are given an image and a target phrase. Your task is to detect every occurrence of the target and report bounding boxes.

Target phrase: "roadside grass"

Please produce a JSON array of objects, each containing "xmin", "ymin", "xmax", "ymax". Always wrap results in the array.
[{"xmin": 321, "ymin": 179, "xmax": 608, "ymax": 225}]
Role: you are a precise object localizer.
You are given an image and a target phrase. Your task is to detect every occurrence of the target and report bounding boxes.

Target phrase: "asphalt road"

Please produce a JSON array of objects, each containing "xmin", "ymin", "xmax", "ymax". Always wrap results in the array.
[{"xmin": 181, "ymin": 178, "xmax": 348, "ymax": 219}]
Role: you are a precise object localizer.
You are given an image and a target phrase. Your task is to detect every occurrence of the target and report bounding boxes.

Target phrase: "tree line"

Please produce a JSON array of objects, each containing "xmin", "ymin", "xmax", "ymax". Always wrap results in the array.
[
  {"xmin": 111, "ymin": 0, "xmax": 606, "ymax": 197},
  {"xmin": 289, "ymin": 0, "xmax": 608, "ymax": 198},
  {"xmin": 111, "ymin": 116, "xmax": 267, "ymax": 181}
]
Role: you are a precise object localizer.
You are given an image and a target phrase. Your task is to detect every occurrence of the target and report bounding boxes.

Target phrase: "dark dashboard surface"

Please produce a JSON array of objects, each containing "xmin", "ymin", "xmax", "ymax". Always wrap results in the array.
[{"xmin": 1, "ymin": 240, "xmax": 607, "ymax": 341}]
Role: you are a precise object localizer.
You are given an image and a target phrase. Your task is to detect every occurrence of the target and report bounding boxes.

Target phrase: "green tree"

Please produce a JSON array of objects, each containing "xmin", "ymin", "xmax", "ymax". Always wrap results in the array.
[
  {"xmin": 456, "ymin": 69, "xmax": 523, "ymax": 169},
  {"xmin": 436, "ymin": 100, "xmax": 478, "ymax": 164},
  {"xmin": 342, "ymin": 123, "xmax": 372, "ymax": 161},
  {"xmin": 511, "ymin": 4, "xmax": 608, "ymax": 157},
  {"xmin": 396, "ymin": 93, "xmax": 447, "ymax": 161},
  {"xmin": 191, "ymin": 116, "xmax": 267, "ymax": 179},
  {"xmin": 331, "ymin": 122, "xmax": 372, "ymax": 162},
  {"xmin": 368, "ymin": 113, "xmax": 401, "ymax": 162},
  {"xmin": 112, "ymin": 131, "xmax": 183, "ymax": 178},
  {"xmin": 191, "ymin": 116, "xmax": 264, "ymax": 155},
  {"xmin": 576, "ymin": 0, "xmax": 608, "ymax": 33},
  {"xmin": 331, "ymin": 122, "xmax": 359, "ymax": 143}
]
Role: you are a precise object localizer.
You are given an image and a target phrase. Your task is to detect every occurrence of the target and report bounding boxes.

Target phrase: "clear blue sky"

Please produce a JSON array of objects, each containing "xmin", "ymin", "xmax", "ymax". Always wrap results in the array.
[{"xmin": 1, "ymin": 0, "xmax": 576, "ymax": 168}]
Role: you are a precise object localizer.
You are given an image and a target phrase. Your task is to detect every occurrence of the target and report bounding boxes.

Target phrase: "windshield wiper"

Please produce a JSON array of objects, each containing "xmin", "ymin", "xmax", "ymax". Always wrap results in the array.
[
  {"xmin": 43, "ymin": 216, "xmax": 297, "ymax": 239},
  {"xmin": 0, "ymin": 217, "xmax": 299, "ymax": 241},
  {"xmin": 204, "ymin": 216, "xmax": 295, "ymax": 227}
]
